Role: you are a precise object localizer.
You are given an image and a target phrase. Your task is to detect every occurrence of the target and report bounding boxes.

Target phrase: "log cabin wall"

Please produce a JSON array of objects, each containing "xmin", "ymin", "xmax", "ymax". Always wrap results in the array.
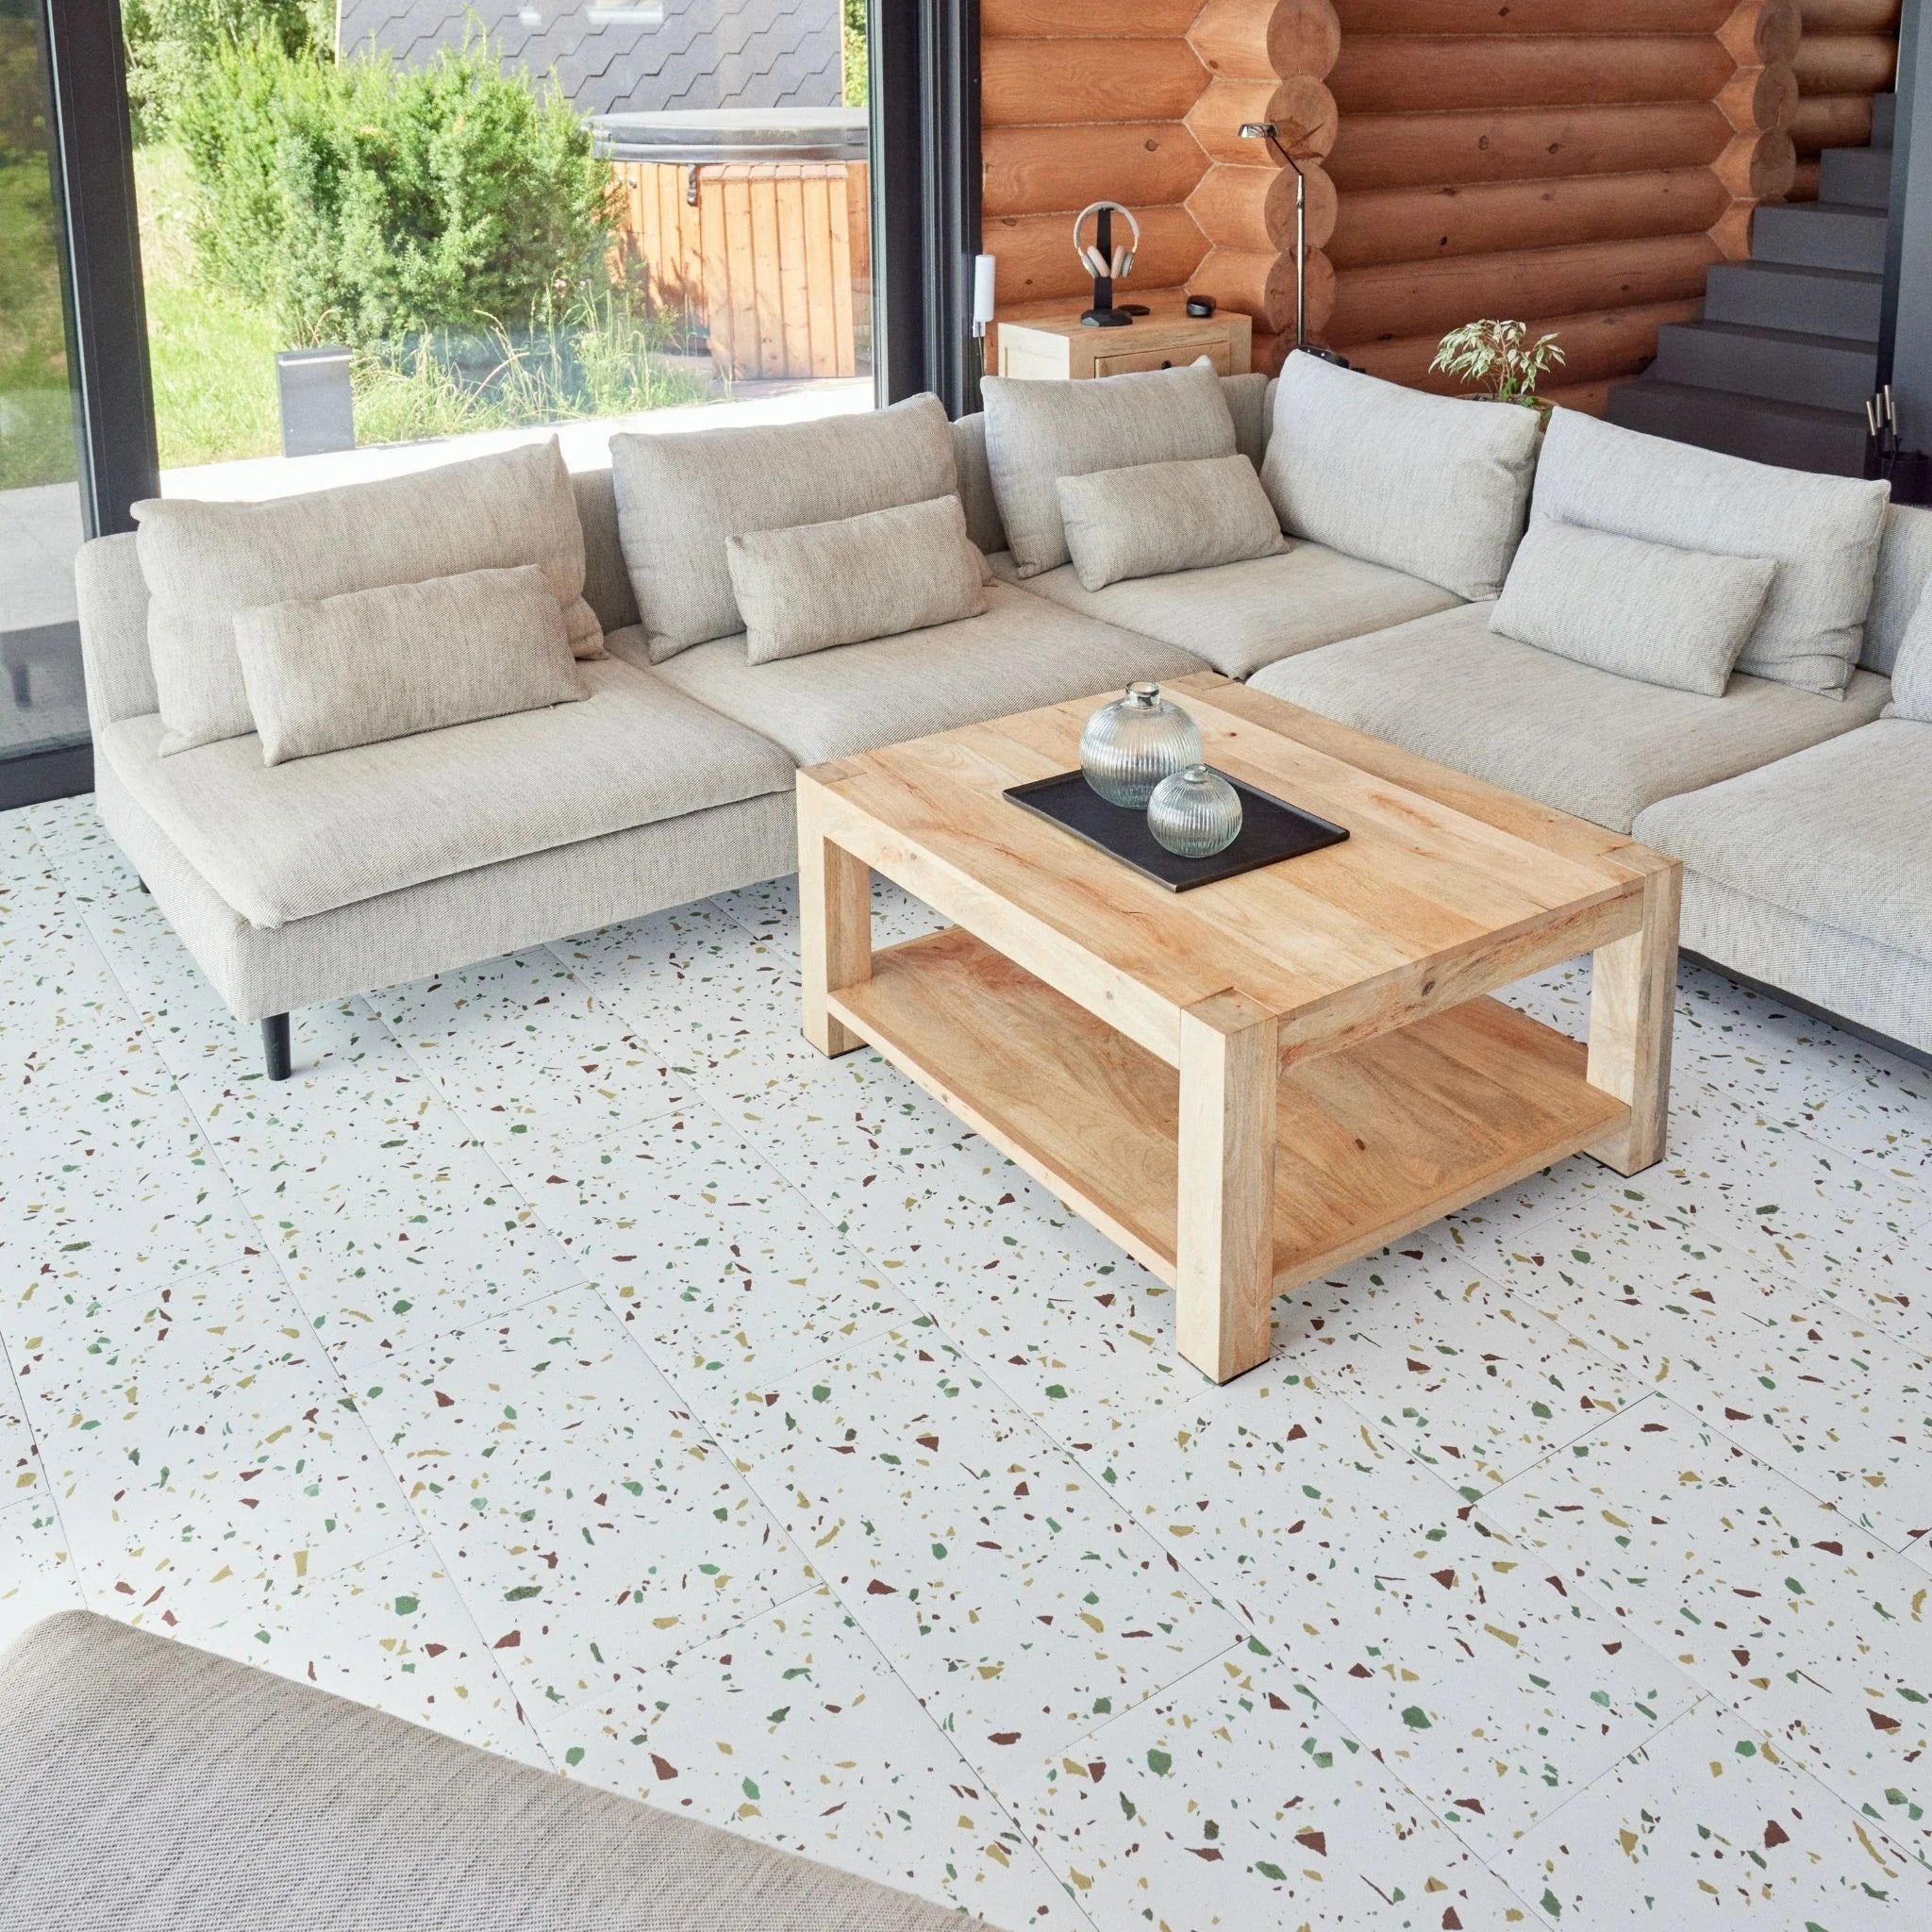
[
  {"xmin": 980, "ymin": 1, "xmax": 1897, "ymax": 408},
  {"xmin": 1789, "ymin": 0, "xmax": 1902, "ymax": 200}
]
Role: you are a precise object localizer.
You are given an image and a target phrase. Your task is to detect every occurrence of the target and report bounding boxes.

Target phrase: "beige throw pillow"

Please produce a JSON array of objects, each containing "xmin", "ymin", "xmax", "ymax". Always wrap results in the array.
[
  {"xmin": 728, "ymin": 496, "xmax": 989, "ymax": 665},
  {"xmin": 608, "ymin": 394, "xmax": 958, "ymax": 663},
  {"xmin": 235, "ymin": 564, "xmax": 587, "ymax": 766},
  {"xmin": 982, "ymin": 359, "xmax": 1237, "ymax": 579},
  {"xmin": 1261, "ymin": 352, "xmax": 1541, "ymax": 601},
  {"xmin": 1056, "ymin": 454, "xmax": 1287, "ymax": 591},
  {"xmin": 1491, "ymin": 522, "xmax": 1776, "ymax": 697},
  {"xmin": 1530, "ymin": 408, "xmax": 1890, "ymax": 698},
  {"xmin": 135, "ymin": 438, "xmax": 602, "ymax": 757}
]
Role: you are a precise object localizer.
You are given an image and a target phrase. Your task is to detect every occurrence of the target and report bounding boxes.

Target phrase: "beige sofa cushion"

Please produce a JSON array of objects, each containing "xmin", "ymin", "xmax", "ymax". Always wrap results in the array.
[
  {"xmin": 1057, "ymin": 454, "xmax": 1286, "ymax": 591},
  {"xmin": 1881, "ymin": 582, "xmax": 1932, "ymax": 720},
  {"xmin": 989, "ymin": 542, "xmax": 1459, "ymax": 680},
  {"xmin": 236, "ymin": 565, "xmax": 586, "ymax": 765},
  {"xmin": 1529, "ymin": 407, "xmax": 1890, "ymax": 698},
  {"xmin": 1491, "ymin": 522, "xmax": 1775, "ymax": 697},
  {"xmin": 983, "ymin": 360, "xmax": 1236, "ymax": 578},
  {"xmin": 1248, "ymin": 600, "xmax": 1890, "ymax": 834},
  {"xmin": 135, "ymin": 438, "xmax": 603, "ymax": 757},
  {"xmin": 729, "ymin": 495, "xmax": 988, "ymax": 664},
  {"xmin": 101, "ymin": 658, "xmax": 795, "ymax": 930},
  {"xmin": 1633, "ymin": 720, "xmax": 1932, "ymax": 963},
  {"xmin": 615, "ymin": 579, "xmax": 1205, "ymax": 766},
  {"xmin": 0, "ymin": 1611, "xmax": 969, "ymax": 1932},
  {"xmin": 610, "ymin": 394, "xmax": 958, "ymax": 661},
  {"xmin": 1260, "ymin": 352, "xmax": 1541, "ymax": 601}
]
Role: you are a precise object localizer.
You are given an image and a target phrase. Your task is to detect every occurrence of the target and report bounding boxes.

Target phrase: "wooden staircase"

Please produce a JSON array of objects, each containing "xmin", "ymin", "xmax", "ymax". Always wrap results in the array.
[{"xmin": 1605, "ymin": 95, "xmax": 1893, "ymax": 477}]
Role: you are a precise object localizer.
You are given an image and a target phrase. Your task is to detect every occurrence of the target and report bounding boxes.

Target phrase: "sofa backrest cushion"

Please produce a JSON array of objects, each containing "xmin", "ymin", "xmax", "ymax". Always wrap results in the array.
[
  {"xmin": 950, "ymin": 413, "xmax": 1008, "ymax": 555},
  {"xmin": 235, "ymin": 564, "xmax": 587, "ymax": 766},
  {"xmin": 75, "ymin": 532, "xmax": 156, "ymax": 732},
  {"xmin": 1882, "ymin": 579, "xmax": 1932, "ymax": 720},
  {"xmin": 953, "ymin": 372, "xmax": 1271, "ymax": 562},
  {"xmin": 1491, "ymin": 521, "xmax": 1775, "ymax": 697},
  {"xmin": 1863, "ymin": 499, "xmax": 1932, "ymax": 676},
  {"xmin": 983, "ymin": 359, "xmax": 1237, "ymax": 578},
  {"xmin": 1530, "ymin": 408, "xmax": 1890, "ymax": 699},
  {"xmin": 571, "ymin": 467, "xmax": 641, "ymax": 635},
  {"xmin": 133, "ymin": 438, "xmax": 602, "ymax": 758},
  {"xmin": 729, "ymin": 495, "xmax": 989, "ymax": 664},
  {"xmin": 1057, "ymin": 453, "xmax": 1287, "ymax": 592},
  {"xmin": 1260, "ymin": 351, "xmax": 1541, "ymax": 601},
  {"xmin": 610, "ymin": 393, "xmax": 957, "ymax": 662}
]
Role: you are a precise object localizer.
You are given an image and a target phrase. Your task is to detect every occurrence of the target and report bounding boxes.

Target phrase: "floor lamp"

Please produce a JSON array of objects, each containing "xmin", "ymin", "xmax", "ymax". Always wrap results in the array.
[{"xmin": 1238, "ymin": 122, "xmax": 1347, "ymax": 365}]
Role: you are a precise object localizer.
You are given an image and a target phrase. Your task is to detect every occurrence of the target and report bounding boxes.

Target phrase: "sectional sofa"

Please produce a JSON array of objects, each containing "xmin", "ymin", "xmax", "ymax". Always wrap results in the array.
[{"xmin": 73, "ymin": 357, "xmax": 1932, "ymax": 1083}]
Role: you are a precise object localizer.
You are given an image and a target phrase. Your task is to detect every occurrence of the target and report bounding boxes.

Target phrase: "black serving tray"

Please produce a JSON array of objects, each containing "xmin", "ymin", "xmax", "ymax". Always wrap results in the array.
[{"xmin": 1004, "ymin": 767, "xmax": 1349, "ymax": 892}]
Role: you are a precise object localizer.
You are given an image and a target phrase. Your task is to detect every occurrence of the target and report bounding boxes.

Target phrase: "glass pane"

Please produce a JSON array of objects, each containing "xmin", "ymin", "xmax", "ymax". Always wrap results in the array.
[
  {"xmin": 0, "ymin": 0, "xmax": 87, "ymax": 759},
  {"xmin": 126, "ymin": 3, "xmax": 874, "ymax": 509}
]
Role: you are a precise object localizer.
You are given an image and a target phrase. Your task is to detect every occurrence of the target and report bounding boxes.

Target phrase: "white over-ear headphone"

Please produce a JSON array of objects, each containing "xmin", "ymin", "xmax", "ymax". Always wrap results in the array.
[{"xmin": 1073, "ymin": 201, "xmax": 1140, "ymax": 281}]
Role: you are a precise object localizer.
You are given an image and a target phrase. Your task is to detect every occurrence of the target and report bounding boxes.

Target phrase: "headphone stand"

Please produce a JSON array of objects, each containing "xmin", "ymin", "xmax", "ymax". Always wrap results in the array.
[{"xmin": 1078, "ymin": 206, "xmax": 1135, "ymax": 328}]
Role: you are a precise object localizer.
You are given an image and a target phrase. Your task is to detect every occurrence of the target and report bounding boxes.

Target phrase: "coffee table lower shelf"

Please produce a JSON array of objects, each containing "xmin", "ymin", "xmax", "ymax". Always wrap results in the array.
[{"xmin": 826, "ymin": 925, "xmax": 1630, "ymax": 1299}]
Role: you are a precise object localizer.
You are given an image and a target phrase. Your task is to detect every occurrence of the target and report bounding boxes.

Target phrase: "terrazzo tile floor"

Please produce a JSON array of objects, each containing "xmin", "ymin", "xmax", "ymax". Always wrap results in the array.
[{"xmin": 5, "ymin": 789, "xmax": 1932, "ymax": 1928}]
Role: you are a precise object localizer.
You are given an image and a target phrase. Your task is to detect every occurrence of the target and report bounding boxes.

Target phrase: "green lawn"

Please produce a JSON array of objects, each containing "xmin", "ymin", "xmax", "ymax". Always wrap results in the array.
[
  {"xmin": 138, "ymin": 142, "xmax": 282, "ymax": 467},
  {"xmin": 135, "ymin": 141, "xmax": 708, "ymax": 472},
  {"xmin": 0, "ymin": 154, "xmax": 77, "ymax": 491}
]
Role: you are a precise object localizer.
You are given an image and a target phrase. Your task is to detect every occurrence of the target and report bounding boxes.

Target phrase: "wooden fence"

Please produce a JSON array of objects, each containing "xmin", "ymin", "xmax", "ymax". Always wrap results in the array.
[{"xmin": 613, "ymin": 160, "xmax": 872, "ymax": 381}]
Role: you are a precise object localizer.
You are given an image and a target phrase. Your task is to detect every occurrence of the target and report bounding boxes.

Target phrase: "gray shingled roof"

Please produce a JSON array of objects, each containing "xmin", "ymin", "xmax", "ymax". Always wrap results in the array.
[{"xmin": 337, "ymin": 0, "xmax": 842, "ymax": 119}]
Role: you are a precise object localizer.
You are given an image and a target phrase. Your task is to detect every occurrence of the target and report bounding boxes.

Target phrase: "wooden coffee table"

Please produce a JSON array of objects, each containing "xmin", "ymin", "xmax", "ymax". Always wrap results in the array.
[{"xmin": 796, "ymin": 673, "xmax": 1680, "ymax": 1384}]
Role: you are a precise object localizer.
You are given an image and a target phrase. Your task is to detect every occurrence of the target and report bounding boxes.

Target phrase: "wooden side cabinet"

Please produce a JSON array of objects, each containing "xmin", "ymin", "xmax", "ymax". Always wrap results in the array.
[{"xmin": 995, "ymin": 306, "xmax": 1253, "ymax": 381}]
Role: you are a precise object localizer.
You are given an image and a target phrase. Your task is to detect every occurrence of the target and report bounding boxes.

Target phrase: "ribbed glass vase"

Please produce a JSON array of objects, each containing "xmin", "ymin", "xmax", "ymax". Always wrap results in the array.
[
  {"xmin": 1147, "ymin": 764, "xmax": 1243, "ymax": 858},
  {"xmin": 1078, "ymin": 683, "xmax": 1204, "ymax": 808}
]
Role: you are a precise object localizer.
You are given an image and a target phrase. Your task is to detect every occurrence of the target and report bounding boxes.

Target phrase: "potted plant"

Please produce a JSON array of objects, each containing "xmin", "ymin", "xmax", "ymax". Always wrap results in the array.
[{"xmin": 1430, "ymin": 319, "xmax": 1565, "ymax": 417}]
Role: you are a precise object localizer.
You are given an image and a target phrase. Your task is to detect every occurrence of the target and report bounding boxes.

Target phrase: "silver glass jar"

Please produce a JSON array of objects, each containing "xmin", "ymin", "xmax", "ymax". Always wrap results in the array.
[
  {"xmin": 1078, "ymin": 683, "xmax": 1205, "ymax": 808},
  {"xmin": 1147, "ymin": 764, "xmax": 1243, "ymax": 858}
]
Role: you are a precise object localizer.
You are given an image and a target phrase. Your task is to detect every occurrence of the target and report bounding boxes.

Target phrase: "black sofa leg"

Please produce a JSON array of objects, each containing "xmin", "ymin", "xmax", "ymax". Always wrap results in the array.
[{"xmin": 262, "ymin": 1013, "xmax": 291, "ymax": 1082}]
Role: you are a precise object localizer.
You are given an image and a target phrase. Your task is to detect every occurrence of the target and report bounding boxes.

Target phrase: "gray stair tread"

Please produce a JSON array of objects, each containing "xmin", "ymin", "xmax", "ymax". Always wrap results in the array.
[
  {"xmin": 1605, "ymin": 387, "xmax": 1873, "ymax": 475},
  {"xmin": 1658, "ymin": 317, "xmax": 1877, "ymax": 355},
  {"xmin": 1818, "ymin": 146, "xmax": 1893, "ymax": 207},
  {"xmin": 1616, "ymin": 378, "xmax": 1866, "ymax": 429},
  {"xmin": 1709, "ymin": 260, "xmax": 1883, "ymax": 291},
  {"xmin": 1758, "ymin": 200, "xmax": 1890, "ymax": 226}
]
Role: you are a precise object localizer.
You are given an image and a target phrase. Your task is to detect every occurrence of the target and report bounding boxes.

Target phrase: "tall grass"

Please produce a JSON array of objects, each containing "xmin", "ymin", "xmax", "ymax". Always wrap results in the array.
[{"xmin": 351, "ymin": 297, "xmax": 712, "ymax": 447}]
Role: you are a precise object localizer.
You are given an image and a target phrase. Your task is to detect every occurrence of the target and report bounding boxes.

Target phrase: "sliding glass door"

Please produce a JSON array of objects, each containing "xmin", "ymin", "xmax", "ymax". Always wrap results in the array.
[
  {"xmin": 0, "ymin": 0, "xmax": 87, "ymax": 791},
  {"xmin": 126, "ymin": 1, "xmax": 880, "ymax": 510}
]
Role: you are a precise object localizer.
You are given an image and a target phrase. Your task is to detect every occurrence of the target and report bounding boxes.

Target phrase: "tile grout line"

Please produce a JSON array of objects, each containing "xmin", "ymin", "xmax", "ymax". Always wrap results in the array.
[{"xmin": 62, "ymin": 892, "xmax": 556, "ymax": 1748}]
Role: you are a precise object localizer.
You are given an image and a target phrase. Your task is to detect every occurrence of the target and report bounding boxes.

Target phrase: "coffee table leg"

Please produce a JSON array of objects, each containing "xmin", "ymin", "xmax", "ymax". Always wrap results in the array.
[
  {"xmin": 1587, "ymin": 856, "xmax": 1681, "ymax": 1174},
  {"xmin": 1175, "ymin": 992, "xmax": 1277, "ymax": 1384},
  {"xmin": 799, "ymin": 782, "xmax": 872, "ymax": 1058}
]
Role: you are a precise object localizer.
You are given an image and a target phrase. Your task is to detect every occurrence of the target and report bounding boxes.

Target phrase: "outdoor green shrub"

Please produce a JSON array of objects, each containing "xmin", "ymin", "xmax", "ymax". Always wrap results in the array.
[
  {"xmin": 0, "ymin": 7, "xmax": 75, "ymax": 491},
  {"xmin": 123, "ymin": 0, "xmax": 329, "ymax": 139},
  {"xmin": 177, "ymin": 33, "xmax": 618, "ymax": 348}
]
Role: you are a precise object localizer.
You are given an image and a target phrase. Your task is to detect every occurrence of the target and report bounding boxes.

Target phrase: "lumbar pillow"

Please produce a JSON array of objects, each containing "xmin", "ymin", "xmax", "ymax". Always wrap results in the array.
[
  {"xmin": 1260, "ymin": 351, "xmax": 1541, "ymax": 601},
  {"xmin": 727, "ymin": 495, "xmax": 989, "ymax": 664},
  {"xmin": 609, "ymin": 394, "xmax": 958, "ymax": 662},
  {"xmin": 1529, "ymin": 408, "xmax": 1890, "ymax": 698},
  {"xmin": 982, "ymin": 359, "xmax": 1237, "ymax": 579},
  {"xmin": 1056, "ymin": 453, "xmax": 1287, "ymax": 592},
  {"xmin": 234, "ymin": 564, "xmax": 587, "ymax": 766},
  {"xmin": 134, "ymin": 437, "xmax": 602, "ymax": 757},
  {"xmin": 1491, "ymin": 521, "xmax": 1777, "ymax": 697},
  {"xmin": 1883, "ymin": 579, "xmax": 1932, "ymax": 721}
]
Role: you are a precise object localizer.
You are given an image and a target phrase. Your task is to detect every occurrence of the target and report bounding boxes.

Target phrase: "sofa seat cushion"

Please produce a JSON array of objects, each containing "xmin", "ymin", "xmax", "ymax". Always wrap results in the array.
[
  {"xmin": 100, "ymin": 658, "xmax": 796, "ymax": 931},
  {"xmin": 1247, "ymin": 600, "xmax": 1890, "ymax": 834},
  {"xmin": 0, "ymin": 1611, "xmax": 969, "ymax": 1932},
  {"xmin": 1632, "ymin": 720, "xmax": 1932, "ymax": 961},
  {"xmin": 614, "ymin": 579, "xmax": 1206, "ymax": 766},
  {"xmin": 987, "ymin": 542, "xmax": 1459, "ymax": 679}
]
